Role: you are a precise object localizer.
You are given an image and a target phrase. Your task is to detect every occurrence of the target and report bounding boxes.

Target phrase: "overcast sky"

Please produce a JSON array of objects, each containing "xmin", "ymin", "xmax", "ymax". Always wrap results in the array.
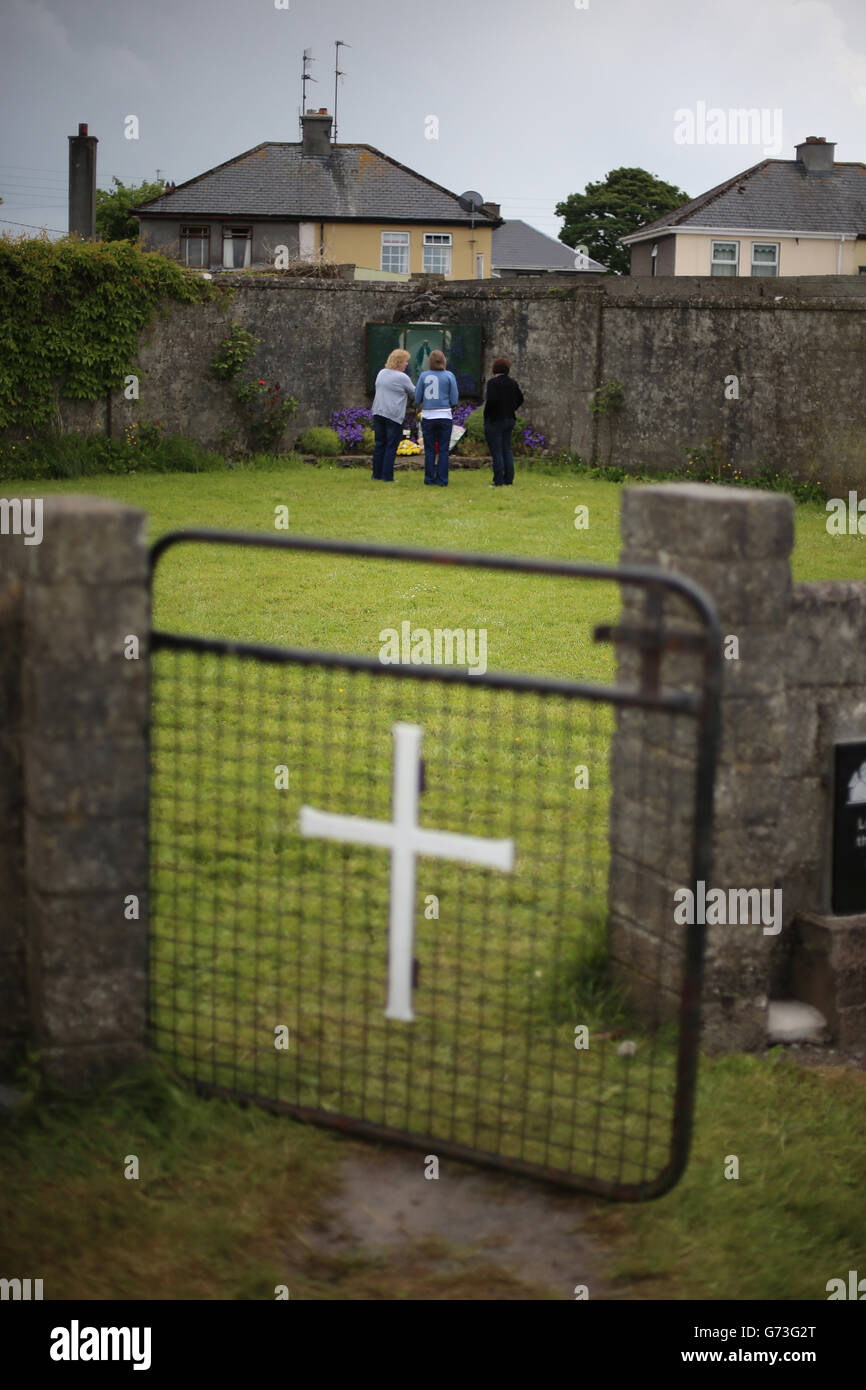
[{"xmin": 1, "ymin": 0, "xmax": 864, "ymax": 241}]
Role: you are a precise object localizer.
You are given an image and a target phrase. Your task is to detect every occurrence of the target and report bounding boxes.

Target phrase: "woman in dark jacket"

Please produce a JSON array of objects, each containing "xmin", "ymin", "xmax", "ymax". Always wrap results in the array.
[{"xmin": 483, "ymin": 357, "xmax": 524, "ymax": 487}]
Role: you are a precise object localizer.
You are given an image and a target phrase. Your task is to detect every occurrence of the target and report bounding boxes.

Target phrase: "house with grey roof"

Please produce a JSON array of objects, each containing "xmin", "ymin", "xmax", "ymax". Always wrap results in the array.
[
  {"xmin": 133, "ymin": 110, "xmax": 502, "ymax": 280},
  {"xmin": 491, "ymin": 219, "xmax": 606, "ymax": 276},
  {"xmin": 621, "ymin": 137, "xmax": 866, "ymax": 277}
]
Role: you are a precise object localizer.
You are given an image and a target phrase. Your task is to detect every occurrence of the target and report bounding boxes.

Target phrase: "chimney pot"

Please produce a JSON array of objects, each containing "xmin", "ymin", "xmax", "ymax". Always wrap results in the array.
[
  {"xmin": 795, "ymin": 136, "xmax": 835, "ymax": 173},
  {"xmin": 78, "ymin": 123, "xmax": 88, "ymax": 136}
]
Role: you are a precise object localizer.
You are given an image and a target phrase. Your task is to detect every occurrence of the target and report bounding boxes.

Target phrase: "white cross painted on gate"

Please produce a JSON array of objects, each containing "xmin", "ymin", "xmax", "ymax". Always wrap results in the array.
[{"xmin": 299, "ymin": 722, "xmax": 515, "ymax": 1022}]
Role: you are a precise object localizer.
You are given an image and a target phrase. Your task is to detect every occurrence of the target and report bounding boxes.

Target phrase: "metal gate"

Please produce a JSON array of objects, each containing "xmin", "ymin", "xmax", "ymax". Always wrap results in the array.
[{"xmin": 148, "ymin": 532, "xmax": 721, "ymax": 1200}]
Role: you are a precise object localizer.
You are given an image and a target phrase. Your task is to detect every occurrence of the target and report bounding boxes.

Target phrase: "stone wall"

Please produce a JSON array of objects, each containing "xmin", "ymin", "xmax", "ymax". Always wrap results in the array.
[
  {"xmin": 609, "ymin": 483, "xmax": 866, "ymax": 1052},
  {"xmin": 36, "ymin": 273, "xmax": 866, "ymax": 491},
  {"xmin": 0, "ymin": 498, "xmax": 149, "ymax": 1087}
]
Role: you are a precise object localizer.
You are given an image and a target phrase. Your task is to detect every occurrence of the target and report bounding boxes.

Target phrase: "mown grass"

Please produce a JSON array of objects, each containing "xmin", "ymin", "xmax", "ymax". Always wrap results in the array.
[
  {"xmin": 1, "ymin": 458, "xmax": 864, "ymax": 1299},
  {"xmin": 592, "ymin": 1052, "xmax": 866, "ymax": 1301}
]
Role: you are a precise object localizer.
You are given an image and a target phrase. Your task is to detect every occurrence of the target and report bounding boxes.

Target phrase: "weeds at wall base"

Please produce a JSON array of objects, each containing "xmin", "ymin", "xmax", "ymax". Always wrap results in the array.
[{"xmin": 0, "ymin": 431, "xmax": 831, "ymax": 503}]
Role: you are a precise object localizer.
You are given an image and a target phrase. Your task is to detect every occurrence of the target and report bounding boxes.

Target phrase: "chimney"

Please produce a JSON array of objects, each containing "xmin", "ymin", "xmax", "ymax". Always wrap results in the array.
[
  {"xmin": 302, "ymin": 109, "xmax": 333, "ymax": 157},
  {"xmin": 480, "ymin": 201, "xmax": 501, "ymax": 219},
  {"xmin": 795, "ymin": 136, "xmax": 836, "ymax": 174},
  {"xmin": 68, "ymin": 122, "xmax": 98, "ymax": 238}
]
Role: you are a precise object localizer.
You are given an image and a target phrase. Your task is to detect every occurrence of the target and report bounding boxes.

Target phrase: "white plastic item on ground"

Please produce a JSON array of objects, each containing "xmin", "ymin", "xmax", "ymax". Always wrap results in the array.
[{"xmin": 767, "ymin": 999, "xmax": 828, "ymax": 1044}]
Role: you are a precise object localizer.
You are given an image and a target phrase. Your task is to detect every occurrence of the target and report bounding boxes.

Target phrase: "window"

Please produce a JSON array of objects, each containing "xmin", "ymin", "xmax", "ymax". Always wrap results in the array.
[
  {"xmin": 381, "ymin": 231, "xmax": 409, "ymax": 274},
  {"xmin": 222, "ymin": 226, "xmax": 252, "ymax": 269},
  {"xmin": 651, "ymin": 243, "xmax": 658, "ymax": 277},
  {"xmin": 711, "ymin": 241, "xmax": 739, "ymax": 276},
  {"xmin": 475, "ymin": 253, "xmax": 484, "ymax": 279},
  {"xmin": 751, "ymin": 242, "xmax": 779, "ymax": 277},
  {"xmin": 423, "ymin": 232, "xmax": 452, "ymax": 275},
  {"xmin": 180, "ymin": 226, "xmax": 209, "ymax": 268}
]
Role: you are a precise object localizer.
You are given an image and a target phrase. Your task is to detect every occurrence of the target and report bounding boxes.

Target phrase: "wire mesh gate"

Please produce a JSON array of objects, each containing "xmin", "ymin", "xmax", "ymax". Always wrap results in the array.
[{"xmin": 148, "ymin": 532, "xmax": 721, "ymax": 1200}]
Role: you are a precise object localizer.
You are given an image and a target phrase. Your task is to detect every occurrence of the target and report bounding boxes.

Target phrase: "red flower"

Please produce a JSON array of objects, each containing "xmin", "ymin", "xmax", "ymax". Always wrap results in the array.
[{"xmin": 259, "ymin": 380, "xmax": 265, "ymax": 386}]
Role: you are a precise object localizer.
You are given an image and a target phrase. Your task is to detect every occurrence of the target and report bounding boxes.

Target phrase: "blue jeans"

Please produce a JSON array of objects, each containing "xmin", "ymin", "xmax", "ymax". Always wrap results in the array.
[
  {"xmin": 485, "ymin": 418, "xmax": 515, "ymax": 485},
  {"xmin": 372, "ymin": 415, "xmax": 403, "ymax": 481},
  {"xmin": 421, "ymin": 418, "xmax": 451, "ymax": 486}
]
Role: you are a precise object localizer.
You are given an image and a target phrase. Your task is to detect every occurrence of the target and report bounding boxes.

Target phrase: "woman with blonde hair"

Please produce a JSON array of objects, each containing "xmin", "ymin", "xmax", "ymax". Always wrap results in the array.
[{"xmin": 370, "ymin": 348, "xmax": 416, "ymax": 482}]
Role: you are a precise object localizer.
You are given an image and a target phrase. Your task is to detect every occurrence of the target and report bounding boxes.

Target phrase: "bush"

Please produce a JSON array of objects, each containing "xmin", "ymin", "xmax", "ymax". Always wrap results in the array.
[
  {"xmin": 0, "ymin": 429, "xmax": 225, "ymax": 481},
  {"xmin": 297, "ymin": 426, "xmax": 341, "ymax": 456},
  {"xmin": 465, "ymin": 407, "xmax": 486, "ymax": 442},
  {"xmin": 362, "ymin": 425, "xmax": 375, "ymax": 452},
  {"xmin": 461, "ymin": 407, "xmax": 546, "ymax": 456},
  {"xmin": 234, "ymin": 379, "xmax": 297, "ymax": 453}
]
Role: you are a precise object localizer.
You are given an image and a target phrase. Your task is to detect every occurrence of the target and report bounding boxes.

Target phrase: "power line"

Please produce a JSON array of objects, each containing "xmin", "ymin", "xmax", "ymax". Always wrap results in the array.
[
  {"xmin": 0, "ymin": 218, "xmax": 65, "ymax": 232},
  {"xmin": 0, "ymin": 176, "xmax": 67, "ymax": 186},
  {"xmin": 0, "ymin": 164, "xmax": 67, "ymax": 175}
]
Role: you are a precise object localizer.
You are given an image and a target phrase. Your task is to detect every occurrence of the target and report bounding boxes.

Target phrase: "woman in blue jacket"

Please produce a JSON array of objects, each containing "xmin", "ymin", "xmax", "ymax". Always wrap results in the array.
[{"xmin": 414, "ymin": 349, "xmax": 459, "ymax": 487}]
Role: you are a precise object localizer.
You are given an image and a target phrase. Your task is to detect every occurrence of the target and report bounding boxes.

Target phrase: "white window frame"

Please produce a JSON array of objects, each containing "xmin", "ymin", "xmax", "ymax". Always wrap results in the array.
[
  {"xmin": 475, "ymin": 252, "xmax": 484, "ymax": 279},
  {"xmin": 751, "ymin": 241, "xmax": 779, "ymax": 277},
  {"xmin": 222, "ymin": 225, "xmax": 252, "ymax": 269},
  {"xmin": 423, "ymin": 232, "xmax": 452, "ymax": 275},
  {"xmin": 381, "ymin": 231, "xmax": 410, "ymax": 274},
  {"xmin": 710, "ymin": 240, "xmax": 739, "ymax": 276},
  {"xmin": 180, "ymin": 225, "xmax": 209, "ymax": 268}
]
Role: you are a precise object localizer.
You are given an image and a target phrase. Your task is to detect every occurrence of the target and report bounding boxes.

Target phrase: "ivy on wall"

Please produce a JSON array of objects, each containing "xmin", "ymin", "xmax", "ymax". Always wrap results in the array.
[{"xmin": 0, "ymin": 237, "xmax": 217, "ymax": 431}]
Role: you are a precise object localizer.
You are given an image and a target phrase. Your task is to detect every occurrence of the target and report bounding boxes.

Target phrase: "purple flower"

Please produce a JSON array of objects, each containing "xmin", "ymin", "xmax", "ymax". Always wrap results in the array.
[{"xmin": 330, "ymin": 406, "xmax": 374, "ymax": 449}]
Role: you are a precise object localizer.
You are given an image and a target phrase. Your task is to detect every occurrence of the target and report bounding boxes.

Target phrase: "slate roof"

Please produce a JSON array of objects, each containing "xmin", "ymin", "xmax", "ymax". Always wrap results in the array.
[
  {"xmin": 621, "ymin": 157, "xmax": 866, "ymax": 242},
  {"xmin": 492, "ymin": 219, "xmax": 606, "ymax": 271},
  {"xmin": 133, "ymin": 142, "xmax": 501, "ymax": 224}
]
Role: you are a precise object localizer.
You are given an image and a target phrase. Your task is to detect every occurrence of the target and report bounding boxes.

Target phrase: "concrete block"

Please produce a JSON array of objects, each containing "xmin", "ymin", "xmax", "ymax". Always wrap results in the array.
[{"xmin": 23, "ymin": 497, "xmax": 148, "ymax": 585}]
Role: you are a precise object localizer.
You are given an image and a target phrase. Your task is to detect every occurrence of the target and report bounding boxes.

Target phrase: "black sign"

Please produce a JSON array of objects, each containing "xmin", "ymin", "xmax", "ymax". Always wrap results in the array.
[{"xmin": 832, "ymin": 741, "xmax": 866, "ymax": 915}]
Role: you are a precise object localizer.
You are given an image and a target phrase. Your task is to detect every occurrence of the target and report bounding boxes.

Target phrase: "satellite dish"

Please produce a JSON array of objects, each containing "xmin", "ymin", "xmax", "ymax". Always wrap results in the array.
[{"xmin": 459, "ymin": 190, "xmax": 484, "ymax": 214}]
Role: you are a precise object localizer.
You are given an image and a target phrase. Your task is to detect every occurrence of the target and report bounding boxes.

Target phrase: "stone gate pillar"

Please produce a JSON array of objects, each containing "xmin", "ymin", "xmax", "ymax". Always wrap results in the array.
[
  {"xmin": 609, "ymin": 483, "xmax": 795, "ymax": 1052},
  {"xmin": 0, "ymin": 495, "xmax": 149, "ymax": 1089}
]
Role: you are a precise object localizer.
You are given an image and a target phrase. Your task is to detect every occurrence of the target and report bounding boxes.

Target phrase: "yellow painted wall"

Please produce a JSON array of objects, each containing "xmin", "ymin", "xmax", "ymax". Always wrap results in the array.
[
  {"xmin": 316, "ymin": 222, "xmax": 493, "ymax": 279},
  {"xmin": 673, "ymin": 233, "xmax": 861, "ymax": 276}
]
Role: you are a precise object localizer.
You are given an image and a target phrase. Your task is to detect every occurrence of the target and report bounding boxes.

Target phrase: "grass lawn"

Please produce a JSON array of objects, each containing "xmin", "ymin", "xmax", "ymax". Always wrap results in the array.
[{"xmin": 2, "ymin": 458, "xmax": 865, "ymax": 1299}]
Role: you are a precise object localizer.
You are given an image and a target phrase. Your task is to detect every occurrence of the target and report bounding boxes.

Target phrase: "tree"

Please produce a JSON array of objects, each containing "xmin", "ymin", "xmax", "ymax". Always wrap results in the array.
[
  {"xmin": 556, "ymin": 168, "xmax": 690, "ymax": 276},
  {"xmin": 95, "ymin": 176, "xmax": 165, "ymax": 242}
]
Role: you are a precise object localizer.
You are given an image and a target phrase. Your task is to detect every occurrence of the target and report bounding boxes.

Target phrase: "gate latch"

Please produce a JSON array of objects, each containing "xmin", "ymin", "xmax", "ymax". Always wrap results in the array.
[{"xmin": 593, "ymin": 622, "xmax": 708, "ymax": 697}]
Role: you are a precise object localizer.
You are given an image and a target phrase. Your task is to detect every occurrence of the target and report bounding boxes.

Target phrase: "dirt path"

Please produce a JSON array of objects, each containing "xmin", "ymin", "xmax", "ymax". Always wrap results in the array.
[{"xmin": 299, "ymin": 1145, "xmax": 633, "ymax": 1300}]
